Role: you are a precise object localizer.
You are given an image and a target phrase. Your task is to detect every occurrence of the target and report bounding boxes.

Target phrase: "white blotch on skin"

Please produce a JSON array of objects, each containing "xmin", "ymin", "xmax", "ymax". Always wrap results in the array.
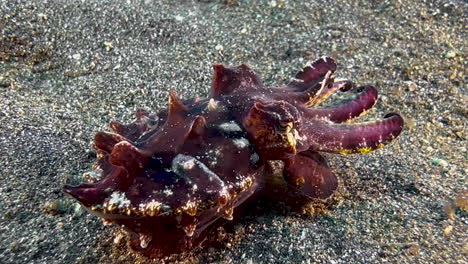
[
  {"xmin": 108, "ymin": 192, "xmax": 131, "ymax": 208},
  {"xmin": 293, "ymin": 129, "xmax": 307, "ymax": 141},
  {"xmin": 250, "ymin": 153, "xmax": 259, "ymax": 164},
  {"xmin": 139, "ymin": 233, "xmax": 152, "ymax": 249},
  {"xmin": 205, "ymin": 148, "xmax": 222, "ymax": 166},
  {"xmin": 219, "ymin": 121, "xmax": 243, "ymax": 132},
  {"xmin": 163, "ymin": 188, "xmax": 173, "ymax": 196},
  {"xmin": 206, "ymin": 98, "xmax": 218, "ymax": 111},
  {"xmin": 233, "ymin": 137, "xmax": 250, "ymax": 149},
  {"xmin": 291, "ymin": 77, "xmax": 304, "ymax": 83},
  {"xmin": 172, "ymin": 154, "xmax": 196, "ymax": 171},
  {"xmin": 172, "ymin": 154, "xmax": 225, "ymax": 187}
]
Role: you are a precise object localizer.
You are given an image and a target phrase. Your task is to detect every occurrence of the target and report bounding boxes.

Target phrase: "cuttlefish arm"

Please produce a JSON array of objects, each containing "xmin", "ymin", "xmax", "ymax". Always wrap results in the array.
[
  {"xmin": 305, "ymin": 86, "xmax": 378, "ymax": 123},
  {"xmin": 295, "ymin": 113, "xmax": 404, "ymax": 155},
  {"xmin": 283, "ymin": 150, "xmax": 338, "ymax": 200}
]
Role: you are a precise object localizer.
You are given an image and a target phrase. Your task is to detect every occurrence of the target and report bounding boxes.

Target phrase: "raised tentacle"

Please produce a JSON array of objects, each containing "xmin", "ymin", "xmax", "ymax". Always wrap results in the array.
[
  {"xmin": 271, "ymin": 57, "xmax": 338, "ymax": 106},
  {"xmin": 273, "ymin": 70, "xmax": 334, "ymax": 106},
  {"xmin": 308, "ymin": 78, "xmax": 353, "ymax": 107},
  {"xmin": 283, "ymin": 150, "xmax": 338, "ymax": 200},
  {"xmin": 273, "ymin": 57, "xmax": 353, "ymax": 108},
  {"xmin": 288, "ymin": 56, "xmax": 336, "ymax": 91},
  {"xmin": 305, "ymin": 86, "xmax": 378, "ymax": 123},
  {"xmin": 295, "ymin": 113, "xmax": 404, "ymax": 155}
]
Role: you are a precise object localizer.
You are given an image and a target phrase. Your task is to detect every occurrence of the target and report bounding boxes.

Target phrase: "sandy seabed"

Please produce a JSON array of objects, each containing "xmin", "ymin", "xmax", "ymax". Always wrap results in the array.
[{"xmin": 0, "ymin": 1, "xmax": 466, "ymax": 263}]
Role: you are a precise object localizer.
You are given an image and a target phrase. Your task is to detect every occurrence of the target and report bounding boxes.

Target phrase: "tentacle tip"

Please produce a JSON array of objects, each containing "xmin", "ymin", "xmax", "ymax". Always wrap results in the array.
[
  {"xmin": 62, "ymin": 184, "xmax": 75, "ymax": 196},
  {"xmin": 384, "ymin": 112, "xmax": 405, "ymax": 130},
  {"xmin": 368, "ymin": 86, "xmax": 378, "ymax": 95},
  {"xmin": 168, "ymin": 89, "xmax": 188, "ymax": 114},
  {"xmin": 213, "ymin": 64, "xmax": 226, "ymax": 72},
  {"xmin": 356, "ymin": 85, "xmax": 371, "ymax": 92},
  {"xmin": 109, "ymin": 120, "xmax": 124, "ymax": 133},
  {"xmin": 94, "ymin": 131, "xmax": 106, "ymax": 141},
  {"xmin": 354, "ymin": 86, "xmax": 378, "ymax": 101},
  {"xmin": 62, "ymin": 184, "xmax": 91, "ymax": 205},
  {"xmin": 321, "ymin": 56, "xmax": 336, "ymax": 64},
  {"xmin": 340, "ymin": 81, "xmax": 353, "ymax": 92},
  {"xmin": 135, "ymin": 109, "xmax": 149, "ymax": 120},
  {"xmin": 384, "ymin": 112, "xmax": 403, "ymax": 120},
  {"xmin": 190, "ymin": 116, "xmax": 207, "ymax": 136},
  {"xmin": 238, "ymin": 64, "xmax": 253, "ymax": 72}
]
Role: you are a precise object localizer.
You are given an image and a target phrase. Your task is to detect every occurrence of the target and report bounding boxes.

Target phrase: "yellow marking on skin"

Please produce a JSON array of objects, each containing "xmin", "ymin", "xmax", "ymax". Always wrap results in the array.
[
  {"xmin": 357, "ymin": 147, "xmax": 373, "ymax": 154},
  {"xmin": 295, "ymin": 176, "xmax": 305, "ymax": 186},
  {"xmin": 180, "ymin": 201, "xmax": 198, "ymax": 216},
  {"xmin": 254, "ymin": 128, "xmax": 270, "ymax": 139},
  {"xmin": 245, "ymin": 177, "xmax": 253, "ymax": 189},
  {"xmin": 87, "ymin": 179, "xmax": 271, "ymax": 219},
  {"xmin": 337, "ymin": 142, "xmax": 392, "ymax": 155},
  {"xmin": 107, "ymin": 204, "xmax": 117, "ymax": 212},
  {"xmin": 96, "ymin": 152, "xmax": 105, "ymax": 159},
  {"xmin": 185, "ymin": 207, "xmax": 197, "ymax": 216},
  {"xmin": 217, "ymin": 194, "xmax": 229, "ymax": 206},
  {"xmin": 223, "ymin": 207, "xmax": 234, "ymax": 220},
  {"xmin": 238, "ymin": 177, "xmax": 253, "ymax": 192},
  {"xmin": 337, "ymin": 148, "xmax": 354, "ymax": 155},
  {"xmin": 306, "ymin": 94, "xmax": 315, "ymax": 107},
  {"xmin": 282, "ymin": 122, "xmax": 293, "ymax": 133},
  {"xmin": 286, "ymin": 131, "xmax": 297, "ymax": 153},
  {"xmin": 102, "ymin": 219, "xmax": 112, "ymax": 226},
  {"xmin": 245, "ymin": 113, "xmax": 266, "ymax": 128},
  {"xmin": 313, "ymin": 90, "xmax": 335, "ymax": 106},
  {"xmin": 376, "ymin": 143, "xmax": 386, "ymax": 149}
]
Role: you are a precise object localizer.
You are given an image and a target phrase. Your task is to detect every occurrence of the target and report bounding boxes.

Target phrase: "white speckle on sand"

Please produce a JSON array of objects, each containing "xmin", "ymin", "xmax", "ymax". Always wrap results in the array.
[{"xmin": 174, "ymin": 14, "xmax": 184, "ymax": 21}]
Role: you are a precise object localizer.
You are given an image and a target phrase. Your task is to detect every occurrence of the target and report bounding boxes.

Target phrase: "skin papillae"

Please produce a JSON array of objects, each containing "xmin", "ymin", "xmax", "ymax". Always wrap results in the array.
[{"xmin": 63, "ymin": 57, "xmax": 404, "ymax": 257}]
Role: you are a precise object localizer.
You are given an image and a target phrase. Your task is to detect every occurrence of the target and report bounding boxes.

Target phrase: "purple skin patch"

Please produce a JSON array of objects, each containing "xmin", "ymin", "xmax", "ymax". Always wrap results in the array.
[{"xmin": 63, "ymin": 56, "xmax": 404, "ymax": 257}]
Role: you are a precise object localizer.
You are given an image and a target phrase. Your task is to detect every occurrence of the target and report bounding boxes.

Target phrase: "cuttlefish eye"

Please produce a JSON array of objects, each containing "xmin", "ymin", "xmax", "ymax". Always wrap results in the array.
[{"xmin": 275, "ymin": 121, "xmax": 294, "ymax": 133}]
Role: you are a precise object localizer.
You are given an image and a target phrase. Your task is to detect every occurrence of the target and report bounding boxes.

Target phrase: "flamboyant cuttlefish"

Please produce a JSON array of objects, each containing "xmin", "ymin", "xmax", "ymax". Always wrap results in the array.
[{"xmin": 63, "ymin": 56, "xmax": 404, "ymax": 257}]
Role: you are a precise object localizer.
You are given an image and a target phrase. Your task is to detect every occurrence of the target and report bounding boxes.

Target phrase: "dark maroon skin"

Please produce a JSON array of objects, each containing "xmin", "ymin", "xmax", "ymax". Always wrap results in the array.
[{"xmin": 63, "ymin": 57, "xmax": 404, "ymax": 257}]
